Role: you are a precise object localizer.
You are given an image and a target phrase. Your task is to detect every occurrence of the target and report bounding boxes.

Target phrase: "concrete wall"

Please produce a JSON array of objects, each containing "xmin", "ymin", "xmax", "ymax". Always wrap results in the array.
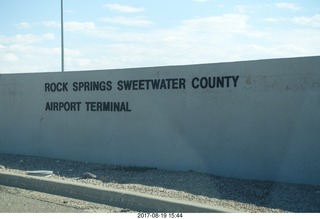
[{"xmin": 1, "ymin": 56, "xmax": 320, "ymax": 185}]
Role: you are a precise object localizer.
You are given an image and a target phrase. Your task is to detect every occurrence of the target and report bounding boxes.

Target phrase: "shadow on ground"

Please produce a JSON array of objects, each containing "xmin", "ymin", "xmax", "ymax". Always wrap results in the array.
[{"xmin": 1, "ymin": 153, "xmax": 319, "ymax": 212}]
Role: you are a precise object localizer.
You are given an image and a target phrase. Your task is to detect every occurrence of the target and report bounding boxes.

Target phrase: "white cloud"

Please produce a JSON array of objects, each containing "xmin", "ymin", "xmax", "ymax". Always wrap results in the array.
[
  {"xmin": 2, "ymin": 9, "xmax": 320, "ymax": 73},
  {"xmin": 65, "ymin": 22, "xmax": 96, "ymax": 31},
  {"xmin": 275, "ymin": 3, "xmax": 301, "ymax": 12},
  {"xmin": 42, "ymin": 21, "xmax": 60, "ymax": 28},
  {"xmin": 234, "ymin": 4, "xmax": 270, "ymax": 14},
  {"xmin": 234, "ymin": 5, "xmax": 254, "ymax": 14},
  {"xmin": 239, "ymin": 28, "xmax": 320, "ymax": 60},
  {"xmin": 65, "ymin": 10, "xmax": 75, "ymax": 14},
  {"xmin": 101, "ymin": 16, "xmax": 152, "ymax": 26},
  {"xmin": 104, "ymin": 3, "xmax": 144, "ymax": 13},
  {"xmin": 3, "ymin": 53, "xmax": 19, "ymax": 62},
  {"xmin": 41, "ymin": 21, "xmax": 96, "ymax": 32},
  {"xmin": 0, "ymin": 33, "xmax": 54, "ymax": 45},
  {"xmin": 264, "ymin": 17, "xmax": 288, "ymax": 23},
  {"xmin": 0, "ymin": 44, "xmax": 61, "ymax": 73},
  {"xmin": 264, "ymin": 14, "xmax": 320, "ymax": 27},
  {"xmin": 75, "ymin": 13, "xmax": 320, "ymax": 70},
  {"xmin": 42, "ymin": 33, "xmax": 55, "ymax": 40},
  {"xmin": 193, "ymin": 0, "xmax": 211, "ymax": 3},
  {"xmin": 15, "ymin": 22, "xmax": 31, "ymax": 29},
  {"xmin": 293, "ymin": 14, "xmax": 320, "ymax": 27},
  {"xmin": 181, "ymin": 14, "xmax": 251, "ymax": 34},
  {"xmin": 73, "ymin": 14, "xmax": 270, "ymax": 69}
]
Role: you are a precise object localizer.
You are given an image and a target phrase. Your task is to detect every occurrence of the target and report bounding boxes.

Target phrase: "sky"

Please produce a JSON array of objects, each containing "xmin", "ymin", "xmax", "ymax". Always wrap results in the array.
[{"xmin": 0, "ymin": 0, "xmax": 320, "ymax": 73}]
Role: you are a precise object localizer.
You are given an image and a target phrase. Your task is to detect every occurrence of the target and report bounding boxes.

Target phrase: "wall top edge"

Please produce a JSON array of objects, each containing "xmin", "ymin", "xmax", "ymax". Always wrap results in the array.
[{"xmin": 1, "ymin": 55, "xmax": 320, "ymax": 76}]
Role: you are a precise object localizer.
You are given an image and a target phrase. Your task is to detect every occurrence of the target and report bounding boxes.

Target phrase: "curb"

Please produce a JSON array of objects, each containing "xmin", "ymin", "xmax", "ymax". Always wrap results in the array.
[{"xmin": 0, "ymin": 172, "xmax": 235, "ymax": 213}]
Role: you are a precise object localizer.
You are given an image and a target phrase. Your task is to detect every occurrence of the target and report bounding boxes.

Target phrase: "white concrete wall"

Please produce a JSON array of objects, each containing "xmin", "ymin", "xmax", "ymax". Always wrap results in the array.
[{"xmin": 1, "ymin": 56, "xmax": 320, "ymax": 185}]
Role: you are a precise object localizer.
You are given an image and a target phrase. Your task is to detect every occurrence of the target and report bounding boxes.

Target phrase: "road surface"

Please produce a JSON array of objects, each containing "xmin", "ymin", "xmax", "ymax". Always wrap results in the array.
[{"xmin": 0, "ymin": 185, "xmax": 133, "ymax": 213}]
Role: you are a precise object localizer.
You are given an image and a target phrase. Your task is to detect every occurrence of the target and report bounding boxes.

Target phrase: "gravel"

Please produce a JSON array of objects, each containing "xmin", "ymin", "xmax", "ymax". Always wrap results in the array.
[{"xmin": 0, "ymin": 153, "xmax": 319, "ymax": 213}]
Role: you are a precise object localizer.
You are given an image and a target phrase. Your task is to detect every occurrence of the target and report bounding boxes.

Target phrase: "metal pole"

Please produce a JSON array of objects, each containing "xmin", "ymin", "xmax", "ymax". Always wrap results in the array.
[{"xmin": 61, "ymin": 0, "xmax": 64, "ymax": 72}]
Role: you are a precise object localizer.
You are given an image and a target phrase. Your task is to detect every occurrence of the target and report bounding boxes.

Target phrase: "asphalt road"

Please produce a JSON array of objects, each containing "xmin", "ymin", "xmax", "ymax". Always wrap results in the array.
[{"xmin": 0, "ymin": 185, "xmax": 134, "ymax": 213}]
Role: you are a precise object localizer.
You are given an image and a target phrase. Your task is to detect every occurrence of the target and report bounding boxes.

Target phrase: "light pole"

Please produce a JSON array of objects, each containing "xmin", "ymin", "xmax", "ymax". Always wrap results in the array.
[{"xmin": 61, "ymin": 0, "xmax": 64, "ymax": 72}]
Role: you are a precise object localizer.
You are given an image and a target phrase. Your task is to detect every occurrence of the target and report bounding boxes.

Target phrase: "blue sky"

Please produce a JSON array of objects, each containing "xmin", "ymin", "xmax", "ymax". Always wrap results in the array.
[{"xmin": 1, "ymin": 0, "xmax": 320, "ymax": 73}]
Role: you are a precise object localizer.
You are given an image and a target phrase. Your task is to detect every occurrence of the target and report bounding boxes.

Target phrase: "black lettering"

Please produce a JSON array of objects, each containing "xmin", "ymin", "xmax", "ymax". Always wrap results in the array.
[
  {"xmin": 123, "ymin": 80, "xmax": 133, "ymax": 90},
  {"xmin": 45, "ymin": 83, "xmax": 50, "ymax": 92},
  {"xmin": 92, "ymin": 81, "xmax": 100, "ymax": 91},
  {"xmin": 113, "ymin": 102, "xmax": 120, "ymax": 111},
  {"xmin": 97, "ymin": 102, "xmax": 102, "ymax": 111},
  {"xmin": 165, "ymin": 79, "xmax": 171, "ymax": 89},
  {"xmin": 45, "ymin": 102, "xmax": 51, "ymax": 111},
  {"xmin": 200, "ymin": 77, "xmax": 208, "ymax": 88},
  {"xmin": 59, "ymin": 102, "xmax": 64, "ymax": 111},
  {"xmin": 83, "ymin": 102, "xmax": 131, "ymax": 112},
  {"xmin": 217, "ymin": 77, "xmax": 224, "ymax": 88},
  {"xmin": 91, "ymin": 102, "xmax": 97, "ymax": 111},
  {"xmin": 53, "ymin": 102, "xmax": 58, "ymax": 111},
  {"xmin": 85, "ymin": 102, "xmax": 91, "ymax": 111},
  {"xmin": 106, "ymin": 81, "xmax": 112, "ymax": 91},
  {"xmin": 139, "ymin": 80, "xmax": 144, "ymax": 90},
  {"xmin": 84, "ymin": 82, "xmax": 90, "ymax": 91},
  {"xmin": 65, "ymin": 102, "xmax": 69, "ymax": 111},
  {"xmin": 145, "ymin": 80, "xmax": 151, "ymax": 90},
  {"xmin": 126, "ymin": 102, "xmax": 131, "ymax": 112},
  {"xmin": 72, "ymin": 82, "xmax": 78, "ymax": 91},
  {"xmin": 192, "ymin": 76, "xmax": 239, "ymax": 89},
  {"xmin": 78, "ymin": 82, "xmax": 85, "ymax": 91},
  {"xmin": 132, "ymin": 80, "xmax": 138, "ymax": 90},
  {"xmin": 232, "ymin": 75, "xmax": 240, "ymax": 87},
  {"xmin": 45, "ymin": 102, "xmax": 81, "ymax": 111},
  {"xmin": 225, "ymin": 76, "xmax": 232, "ymax": 87},
  {"xmin": 192, "ymin": 77, "xmax": 199, "ymax": 89},
  {"xmin": 56, "ymin": 83, "xmax": 63, "ymax": 92},
  {"xmin": 117, "ymin": 80, "xmax": 123, "ymax": 91},
  {"xmin": 99, "ymin": 81, "xmax": 106, "ymax": 91},
  {"xmin": 45, "ymin": 82, "xmax": 68, "ymax": 92},
  {"xmin": 50, "ymin": 83, "xmax": 56, "ymax": 92},
  {"xmin": 171, "ymin": 79, "xmax": 178, "ymax": 89},
  {"xmin": 151, "ymin": 79, "xmax": 160, "ymax": 89},
  {"xmin": 62, "ymin": 82, "xmax": 68, "ymax": 91},
  {"xmin": 85, "ymin": 102, "xmax": 97, "ymax": 111},
  {"xmin": 103, "ymin": 102, "xmax": 110, "ymax": 111},
  {"xmin": 76, "ymin": 102, "xmax": 81, "ymax": 111},
  {"xmin": 117, "ymin": 78, "xmax": 185, "ymax": 91},
  {"xmin": 72, "ymin": 81, "xmax": 113, "ymax": 91},
  {"xmin": 120, "ymin": 102, "xmax": 126, "ymax": 111},
  {"xmin": 64, "ymin": 102, "xmax": 69, "ymax": 111},
  {"xmin": 179, "ymin": 78, "xmax": 186, "ymax": 89},
  {"xmin": 160, "ymin": 79, "xmax": 167, "ymax": 89},
  {"xmin": 208, "ymin": 77, "xmax": 216, "ymax": 88},
  {"xmin": 70, "ymin": 102, "xmax": 76, "ymax": 111}
]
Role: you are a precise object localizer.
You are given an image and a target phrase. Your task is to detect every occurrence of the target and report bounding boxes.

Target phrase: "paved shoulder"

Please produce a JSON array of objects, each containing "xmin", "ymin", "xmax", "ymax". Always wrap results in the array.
[
  {"xmin": 0, "ymin": 185, "xmax": 131, "ymax": 213},
  {"xmin": 0, "ymin": 172, "xmax": 233, "ymax": 213}
]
